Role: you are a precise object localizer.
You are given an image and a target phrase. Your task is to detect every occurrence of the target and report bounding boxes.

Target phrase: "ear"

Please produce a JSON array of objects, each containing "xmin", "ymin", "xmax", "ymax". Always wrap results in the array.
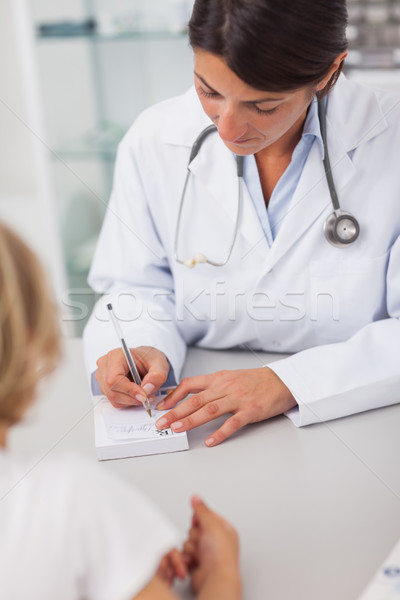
[{"xmin": 316, "ymin": 51, "xmax": 348, "ymax": 92}]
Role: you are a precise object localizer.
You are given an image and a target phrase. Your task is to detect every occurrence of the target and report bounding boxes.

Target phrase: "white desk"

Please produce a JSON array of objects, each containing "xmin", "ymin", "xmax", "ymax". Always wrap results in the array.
[{"xmin": 10, "ymin": 339, "xmax": 400, "ymax": 600}]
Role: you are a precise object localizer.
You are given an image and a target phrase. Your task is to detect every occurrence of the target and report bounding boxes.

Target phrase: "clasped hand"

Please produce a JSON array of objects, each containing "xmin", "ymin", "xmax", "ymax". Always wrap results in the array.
[{"xmin": 157, "ymin": 496, "xmax": 241, "ymax": 599}]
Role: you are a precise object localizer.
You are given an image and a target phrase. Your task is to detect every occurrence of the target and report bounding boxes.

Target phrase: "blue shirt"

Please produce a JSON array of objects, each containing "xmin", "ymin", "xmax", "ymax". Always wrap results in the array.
[{"xmin": 243, "ymin": 97, "xmax": 324, "ymax": 246}]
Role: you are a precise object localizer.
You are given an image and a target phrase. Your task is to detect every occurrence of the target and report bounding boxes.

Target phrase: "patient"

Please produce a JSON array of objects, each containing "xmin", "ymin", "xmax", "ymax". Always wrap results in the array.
[{"xmin": 0, "ymin": 222, "xmax": 241, "ymax": 600}]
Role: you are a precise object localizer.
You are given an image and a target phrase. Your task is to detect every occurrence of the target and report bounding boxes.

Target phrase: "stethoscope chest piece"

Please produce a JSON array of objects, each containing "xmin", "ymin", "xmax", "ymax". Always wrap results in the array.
[{"xmin": 324, "ymin": 209, "xmax": 360, "ymax": 248}]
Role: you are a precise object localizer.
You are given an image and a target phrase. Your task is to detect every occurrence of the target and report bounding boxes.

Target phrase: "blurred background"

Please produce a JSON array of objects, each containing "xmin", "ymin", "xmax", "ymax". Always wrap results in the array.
[{"xmin": 1, "ymin": 0, "xmax": 400, "ymax": 336}]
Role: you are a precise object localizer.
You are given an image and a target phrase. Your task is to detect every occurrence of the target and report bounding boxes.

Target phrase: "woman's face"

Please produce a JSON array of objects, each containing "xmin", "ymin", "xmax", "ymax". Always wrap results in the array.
[{"xmin": 193, "ymin": 49, "xmax": 315, "ymax": 157}]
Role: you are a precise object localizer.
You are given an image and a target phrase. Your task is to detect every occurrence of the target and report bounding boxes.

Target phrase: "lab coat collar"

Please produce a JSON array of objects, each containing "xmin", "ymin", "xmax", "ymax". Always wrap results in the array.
[
  {"xmin": 303, "ymin": 97, "xmax": 324, "ymax": 159},
  {"xmin": 326, "ymin": 74, "xmax": 388, "ymax": 153},
  {"xmin": 162, "ymin": 76, "xmax": 390, "ymax": 267},
  {"xmin": 162, "ymin": 87, "xmax": 213, "ymax": 149}
]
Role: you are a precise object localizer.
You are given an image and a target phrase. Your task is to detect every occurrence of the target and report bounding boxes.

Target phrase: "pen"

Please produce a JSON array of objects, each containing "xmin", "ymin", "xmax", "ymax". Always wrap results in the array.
[{"xmin": 107, "ymin": 303, "xmax": 152, "ymax": 417}]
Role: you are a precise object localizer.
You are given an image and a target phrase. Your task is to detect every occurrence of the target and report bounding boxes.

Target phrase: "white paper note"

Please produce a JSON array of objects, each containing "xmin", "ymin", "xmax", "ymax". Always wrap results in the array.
[
  {"xmin": 102, "ymin": 404, "xmax": 177, "ymax": 441},
  {"xmin": 92, "ymin": 386, "xmax": 189, "ymax": 460}
]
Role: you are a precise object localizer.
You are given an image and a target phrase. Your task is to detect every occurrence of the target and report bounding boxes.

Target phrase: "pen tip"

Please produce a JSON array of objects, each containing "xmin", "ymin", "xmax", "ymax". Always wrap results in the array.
[
  {"xmin": 143, "ymin": 399, "xmax": 152, "ymax": 417},
  {"xmin": 107, "ymin": 303, "xmax": 112, "ymax": 310}
]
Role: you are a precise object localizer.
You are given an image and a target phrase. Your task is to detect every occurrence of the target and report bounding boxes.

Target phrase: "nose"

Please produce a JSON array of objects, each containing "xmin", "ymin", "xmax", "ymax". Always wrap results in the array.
[{"xmin": 215, "ymin": 105, "xmax": 247, "ymax": 143}]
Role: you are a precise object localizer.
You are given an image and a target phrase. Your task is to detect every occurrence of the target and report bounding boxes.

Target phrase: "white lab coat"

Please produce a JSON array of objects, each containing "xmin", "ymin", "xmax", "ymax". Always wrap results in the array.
[{"xmin": 84, "ymin": 75, "xmax": 400, "ymax": 426}]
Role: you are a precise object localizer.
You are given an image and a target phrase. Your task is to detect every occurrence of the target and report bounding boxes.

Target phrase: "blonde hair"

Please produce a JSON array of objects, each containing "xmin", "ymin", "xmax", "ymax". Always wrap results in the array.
[{"xmin": 0, "ymin": 223, "xmax": 61, "ymax": 425}]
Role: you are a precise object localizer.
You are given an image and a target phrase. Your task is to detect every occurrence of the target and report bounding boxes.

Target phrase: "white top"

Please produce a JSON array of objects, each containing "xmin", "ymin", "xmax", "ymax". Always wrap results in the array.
[{"xmin": 0, "ymin": 449, "xmax": 178, "ymax": 600}]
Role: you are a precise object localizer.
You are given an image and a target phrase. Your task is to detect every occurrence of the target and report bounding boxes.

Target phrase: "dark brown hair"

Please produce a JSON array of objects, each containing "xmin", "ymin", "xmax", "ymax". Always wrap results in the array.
[{"xmin": 188, "ymin": 0, "xmax": 348, "ymax": 96}]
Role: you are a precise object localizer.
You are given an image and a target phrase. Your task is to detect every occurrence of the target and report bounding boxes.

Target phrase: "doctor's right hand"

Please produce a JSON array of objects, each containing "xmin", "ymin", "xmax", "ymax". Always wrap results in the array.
[{"xmin": 95, "ymin": 346, "xmax": 170, "ymax": 408}]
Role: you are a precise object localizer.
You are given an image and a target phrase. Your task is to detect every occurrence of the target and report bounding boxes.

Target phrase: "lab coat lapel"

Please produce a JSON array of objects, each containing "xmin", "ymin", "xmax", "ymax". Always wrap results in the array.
[
  {"xmin": 261, "ymin": 134, "xmax": 357, "ymax": 272},
  {"xmin": 188, "ymin": 140, "xmax": 269, "ymax": 260},
  {"xmin": 260, "ymin": 74, "xmax": 390, "ymax": 272}
]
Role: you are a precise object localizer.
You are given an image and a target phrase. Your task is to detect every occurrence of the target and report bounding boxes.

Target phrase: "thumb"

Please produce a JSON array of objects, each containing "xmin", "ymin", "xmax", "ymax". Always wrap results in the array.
[
  {"xmin": 191, "ymin": 495, "xmax": 215, "ymax": 529},
  {"xmin": 191, "ymin": 496, "xmax": 235, "ymax": 534}
]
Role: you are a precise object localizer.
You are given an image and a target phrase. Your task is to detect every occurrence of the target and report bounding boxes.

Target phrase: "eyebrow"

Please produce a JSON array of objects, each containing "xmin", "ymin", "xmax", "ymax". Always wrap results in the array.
[{"xmin": 194, "ymin": 72, "xmax": 285, "ymax": 104}]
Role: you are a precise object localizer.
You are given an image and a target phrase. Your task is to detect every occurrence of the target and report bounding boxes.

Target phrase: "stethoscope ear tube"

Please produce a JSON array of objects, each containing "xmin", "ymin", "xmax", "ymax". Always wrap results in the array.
[{"xmin": 189, "ymin": 124, "xmax": 218, "ymax": 162}]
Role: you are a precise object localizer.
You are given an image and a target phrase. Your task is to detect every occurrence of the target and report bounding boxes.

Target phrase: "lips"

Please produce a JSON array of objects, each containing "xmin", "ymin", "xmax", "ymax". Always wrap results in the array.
[{"xmin": 231, "ymin": 136, "xmax": 258, "ymax": 145}]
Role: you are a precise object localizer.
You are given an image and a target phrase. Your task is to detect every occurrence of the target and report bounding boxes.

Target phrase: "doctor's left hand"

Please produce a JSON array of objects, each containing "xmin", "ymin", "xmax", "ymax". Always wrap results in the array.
[{"xmin": 155, "ymin": 368, "xmax": 297, "ymax": 446}]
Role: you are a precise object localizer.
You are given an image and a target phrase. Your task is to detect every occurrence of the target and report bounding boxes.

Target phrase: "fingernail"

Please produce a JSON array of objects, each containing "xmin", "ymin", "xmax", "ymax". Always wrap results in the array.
[
  {"xmin": 143, "ymin": 383, "xmax": 155, "ymax": 395},
  {"xmin": 156, "ymin": 417, "xmax": 167, "ymax": 429},
  {"xmin": 135, "ymin": 394, "xmax": 146, "ymax": 403},
  {"xmin": 205, "ymin": 437, "xmax": 215, "ymax": 446},
  {"xmin": 156, "ymin": 400, "xmax": 165, "ymax": 410},
  {"xmin": 171, "ymin": 421, "xmax": 183, "ymax": 431}
]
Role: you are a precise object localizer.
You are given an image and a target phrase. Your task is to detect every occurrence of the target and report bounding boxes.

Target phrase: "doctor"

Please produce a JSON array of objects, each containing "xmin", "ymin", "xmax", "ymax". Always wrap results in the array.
[{"xmin": 84, "ymin": 0, "xmax": 400, "ymax": 446}]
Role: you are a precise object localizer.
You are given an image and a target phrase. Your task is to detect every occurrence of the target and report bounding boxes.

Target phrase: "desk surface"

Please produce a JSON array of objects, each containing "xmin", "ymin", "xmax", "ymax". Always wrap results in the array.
[{"xmin": 10, "ymin": 338, "xmax": 400, "ymax": 600}]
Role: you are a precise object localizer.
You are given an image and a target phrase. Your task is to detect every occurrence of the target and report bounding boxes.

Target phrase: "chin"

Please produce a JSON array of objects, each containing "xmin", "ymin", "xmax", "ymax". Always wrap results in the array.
[{"xmin": 223, "ymin": 141, "xmax": 260, "ymax": 156}]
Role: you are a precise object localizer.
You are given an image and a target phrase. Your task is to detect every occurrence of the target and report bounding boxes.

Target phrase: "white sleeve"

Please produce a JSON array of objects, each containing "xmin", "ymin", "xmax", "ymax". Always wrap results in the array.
[
  {"xmin": 72, "ymin": 458, "xmax": 179, "ymax": 600},
  {"xmin": 83, "ymin": 133, "xmax": 186, "ymax": 381},
  {"xmin": 269, "ymin": 235, "xmax": 400, "ymax": 426}
]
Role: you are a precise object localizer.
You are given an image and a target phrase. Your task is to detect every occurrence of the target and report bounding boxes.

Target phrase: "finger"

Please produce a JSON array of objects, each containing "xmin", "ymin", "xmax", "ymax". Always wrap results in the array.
[
  {"xmin": 168, "ymin": 549, "xmax": 187, "ymax": 580},
  {"xmin": 182, "ymin": 541, "xmax": 198, "ymax": 569},
  {"xmin": 155, "ymin": 389, "xmax": 220, "ymax": 430},
  {"xmin": 97, "ymin": 350, "xmax": 145, "ymax": 405},
  {"xmin": 183, "ymin": 539, "xmax": 197, "ymax": 558},
  {"xmin": 188, "ymin": 526, "xmax": 201, "ymax": 545},
  {"xmin": 203, "ymin": 412, "xmax": 247, "ymax": 447},
  {"xmin": 157, "ymin": 555, "xmax": 171, "ymax": 583},
  {"xmin": 191, "ymin": 495, "xmax": 211, "ymax": 523},
  {"xmin": 106, "ymin": 376, "xmax": 147, "ymax": 408},
  {"xmin": 155, "ymin": 375, "xmax": 211, "ymax": 410},
  {"xmin": 100, "ymin": 349, "xmax": 129, "ymax": 391},
  {"xmin": 140, "ymin": 367, "xmax": 169, "ymax": 397},
  {"xmin": 191, "ymin": 495, "xmax": 233, "ymax": 532},
  {"xmin": 138, "ymin": 349, "xmax": 170, "ymax": 395}
]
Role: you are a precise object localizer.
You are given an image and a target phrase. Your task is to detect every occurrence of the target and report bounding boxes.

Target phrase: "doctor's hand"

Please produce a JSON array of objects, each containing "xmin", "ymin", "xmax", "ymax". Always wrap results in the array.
[
  {"xmin": 95, "ymin": 346, "xmax": 169, "ymax": 409},
  {"xmin": 155, "ymin": 367, "xmax": 296, "ymax": 446}
]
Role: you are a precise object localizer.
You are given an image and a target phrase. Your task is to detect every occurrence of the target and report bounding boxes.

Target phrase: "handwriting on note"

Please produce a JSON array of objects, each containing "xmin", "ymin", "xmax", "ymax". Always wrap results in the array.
[{"xmin": 102, "ymin": 404, "xmax": 175, "ymax": 441}]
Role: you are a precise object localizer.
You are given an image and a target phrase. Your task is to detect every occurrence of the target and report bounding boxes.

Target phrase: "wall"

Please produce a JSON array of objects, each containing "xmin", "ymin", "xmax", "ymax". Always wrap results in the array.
[{"xmin": 0, "ymin": 0, "xmax": 68, "ymax": 325}]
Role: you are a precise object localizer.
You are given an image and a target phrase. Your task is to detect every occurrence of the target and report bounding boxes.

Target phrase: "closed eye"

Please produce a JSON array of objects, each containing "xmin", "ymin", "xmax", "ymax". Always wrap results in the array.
[
  {"xmin": 198, "ymin": 85, "xmax": 220, "ymax": 99},
  {"xmin": 251, "ymin": 104, "xmax": 279, "ymax": 116},
  {"xmin": 198, "ymin": 84, "xmax": 280, "ymax": 116}
]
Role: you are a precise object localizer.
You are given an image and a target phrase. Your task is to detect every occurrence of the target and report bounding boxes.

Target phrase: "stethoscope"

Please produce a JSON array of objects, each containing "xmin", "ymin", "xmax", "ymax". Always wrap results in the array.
[{"xmin": 174, "ymin": 99, "xmax": 360, "ymax": 268}]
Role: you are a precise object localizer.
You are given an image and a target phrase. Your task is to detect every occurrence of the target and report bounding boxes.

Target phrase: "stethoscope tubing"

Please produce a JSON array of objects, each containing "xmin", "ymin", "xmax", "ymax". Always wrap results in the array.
[
  {"xmin": 175, "ymin": 99, "xmax": 360, "ymax": 266},
  {"xmin": 174, "ymin": 126, "xmax": 244, "ymax": 267}
]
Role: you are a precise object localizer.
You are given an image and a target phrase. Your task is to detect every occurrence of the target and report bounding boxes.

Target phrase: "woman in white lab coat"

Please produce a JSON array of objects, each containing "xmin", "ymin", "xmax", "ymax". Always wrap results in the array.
[{"xmin": 84, "ymin": 0, "xmax": 400, "ymax": 445}]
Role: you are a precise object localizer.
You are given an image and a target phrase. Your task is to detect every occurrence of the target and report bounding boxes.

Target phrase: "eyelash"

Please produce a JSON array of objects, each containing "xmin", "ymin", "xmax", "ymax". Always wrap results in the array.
[
  {"xmin": 198, "ymin": 86, "xmax": 278, "ymax": 116},
  {"xmin": 198, "ymin": 86, "xmax": 219, "ymax": 99},
  {"xmin": 253, "ymin": 105, "xmax": 278, "ymax": 116}
]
